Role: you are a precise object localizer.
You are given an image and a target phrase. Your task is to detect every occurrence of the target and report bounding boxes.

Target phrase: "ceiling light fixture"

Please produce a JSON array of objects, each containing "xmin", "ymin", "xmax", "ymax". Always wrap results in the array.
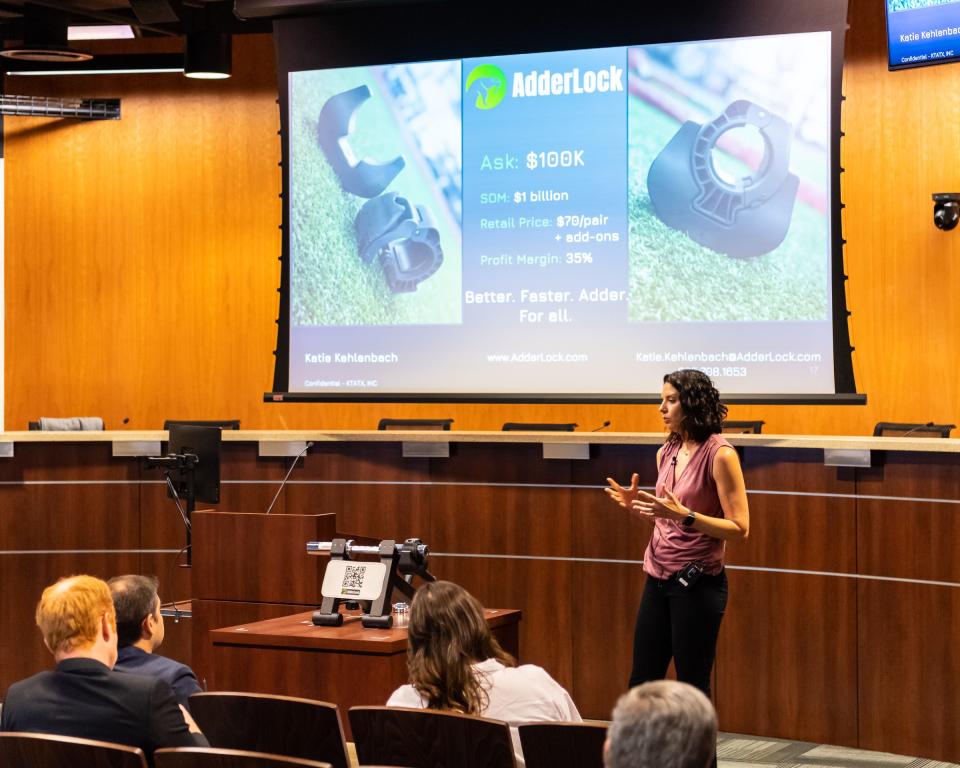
[
  {"xmin": 184, "ymin": 31, "xmax": 232, "ymax": 79},
  {"xmin": 1, "ymin": 4, "xmax": 92, "ymax": 63},
  {"xmin": 8, "ymin": 68, "xmax": 183, "ymax": 77},
  {"xmin": 68, "ymin": 25, "xmax": 136, "ymax": 42},
  {"xmin": 4, "ymin": 53, "xmax": 185, "ymax": 77}
]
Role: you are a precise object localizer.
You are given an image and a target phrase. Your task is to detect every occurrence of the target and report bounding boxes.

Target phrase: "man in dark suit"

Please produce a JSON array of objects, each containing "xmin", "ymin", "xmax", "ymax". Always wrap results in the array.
[
  {"xmin": 109, "ymin": 574, "xmax": 203, "ymax": 709},
  {"xmin": 0, "ymin": 574, "xmax": 207, "ymax": 755}
]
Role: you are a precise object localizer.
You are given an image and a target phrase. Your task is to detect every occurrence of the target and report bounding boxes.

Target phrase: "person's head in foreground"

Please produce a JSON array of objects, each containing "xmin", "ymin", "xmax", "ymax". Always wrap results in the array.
[
  {"xmin": 605, "ymin": 680, "xmax": 718, "ymax": 768},
  {"xmin": 109, "ymin": 574, "xmax": 165, "ymax": 652},
  {"xmin": 406, "ymin": 580, "xmax": 515, "ymax": 713},
  {"xmin": 36, "ymin": 574, "xmax": 118, "ymax": 667}
]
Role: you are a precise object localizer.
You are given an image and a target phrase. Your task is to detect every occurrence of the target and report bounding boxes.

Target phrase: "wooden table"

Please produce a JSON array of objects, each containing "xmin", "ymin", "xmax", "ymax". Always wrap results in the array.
[{"xmin": 208, "ymin": 608, "xmax": 521, "ymax": 738}]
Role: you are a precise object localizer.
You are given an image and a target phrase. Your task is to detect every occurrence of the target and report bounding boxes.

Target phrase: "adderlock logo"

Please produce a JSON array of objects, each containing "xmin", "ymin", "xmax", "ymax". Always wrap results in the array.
[{"xmin": 465, "ymin": 64, "xmax": 507, "ymax": 110}]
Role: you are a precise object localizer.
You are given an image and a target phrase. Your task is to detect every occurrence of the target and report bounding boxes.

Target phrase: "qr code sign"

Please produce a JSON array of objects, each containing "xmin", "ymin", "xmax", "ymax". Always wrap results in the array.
[{"xmin": 340, "ymin": 564, "xmax": 366, "ymax": 595}]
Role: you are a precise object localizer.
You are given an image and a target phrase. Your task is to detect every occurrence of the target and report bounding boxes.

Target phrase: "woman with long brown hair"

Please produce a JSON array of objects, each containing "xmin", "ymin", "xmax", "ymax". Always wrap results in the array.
[{"xmin": 387, "ymin": 581, "xmax": 581, "ymax": 761}]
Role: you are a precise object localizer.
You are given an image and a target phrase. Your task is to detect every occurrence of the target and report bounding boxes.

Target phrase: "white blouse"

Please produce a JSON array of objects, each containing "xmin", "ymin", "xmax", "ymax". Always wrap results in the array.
[{"xmin": 387, "ymin": 658, "xmax": 582, "ymax": 765}]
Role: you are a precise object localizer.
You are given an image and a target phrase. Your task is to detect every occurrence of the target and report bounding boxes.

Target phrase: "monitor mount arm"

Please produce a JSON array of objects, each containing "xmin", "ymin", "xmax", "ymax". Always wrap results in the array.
[{"xmin": 145, "ymin": 452, "xmax": 199, "ymax": 564}]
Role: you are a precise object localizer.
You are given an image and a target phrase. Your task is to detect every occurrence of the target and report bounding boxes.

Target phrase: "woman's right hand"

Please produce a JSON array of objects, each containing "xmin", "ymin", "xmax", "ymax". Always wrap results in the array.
[{"xmin": 605, "ymin": 473, "xmax": 640, "ymax": 509}]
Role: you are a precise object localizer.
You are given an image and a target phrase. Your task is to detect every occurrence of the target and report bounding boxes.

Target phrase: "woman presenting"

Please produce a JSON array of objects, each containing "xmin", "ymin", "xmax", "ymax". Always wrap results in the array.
[{"xmin": 606, "ymin": 369, "xmax": 749, "ymax": 709}]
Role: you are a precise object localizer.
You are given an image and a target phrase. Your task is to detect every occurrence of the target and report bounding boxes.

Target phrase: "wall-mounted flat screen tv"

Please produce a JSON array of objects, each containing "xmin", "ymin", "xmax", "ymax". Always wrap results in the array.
[{"xmin": 886, "ymin": 0, "xmax": 960, "ymax": 69}]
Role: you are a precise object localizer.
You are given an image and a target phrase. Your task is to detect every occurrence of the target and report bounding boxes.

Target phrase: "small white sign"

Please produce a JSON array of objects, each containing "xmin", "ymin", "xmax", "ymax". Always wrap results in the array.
[{"xmin": 322, "ymin": 560, "xmax": 387, "ymax": 601}]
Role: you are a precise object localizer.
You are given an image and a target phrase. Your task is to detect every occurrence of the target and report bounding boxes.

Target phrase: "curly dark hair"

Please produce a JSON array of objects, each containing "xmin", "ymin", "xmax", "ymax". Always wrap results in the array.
[{"xmin": 663, "ymin": 369, "xmax": 727, "ymax": 444}]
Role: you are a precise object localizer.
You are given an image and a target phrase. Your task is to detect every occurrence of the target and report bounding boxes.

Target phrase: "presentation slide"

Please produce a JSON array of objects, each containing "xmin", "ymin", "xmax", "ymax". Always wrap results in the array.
[
  {"xmin": 287, "ymin": 32, "xmax": 834, "ymax": 396},
  {"xmin": 887, "ymin": 0, "xmax": 960, "ymax": 68}
]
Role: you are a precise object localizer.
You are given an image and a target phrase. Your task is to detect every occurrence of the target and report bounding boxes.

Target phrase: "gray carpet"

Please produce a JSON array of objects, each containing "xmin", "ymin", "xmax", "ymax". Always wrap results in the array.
[{"xmin": 718, "ymin": 733, "xmax": 958, "ymax": 768}]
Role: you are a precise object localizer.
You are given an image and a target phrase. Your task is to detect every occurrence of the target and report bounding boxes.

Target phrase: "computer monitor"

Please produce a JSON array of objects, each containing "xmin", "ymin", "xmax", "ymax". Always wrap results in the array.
[{"xmin": 166, "ymin": 424, "xmax": 222, "ymax": 504}]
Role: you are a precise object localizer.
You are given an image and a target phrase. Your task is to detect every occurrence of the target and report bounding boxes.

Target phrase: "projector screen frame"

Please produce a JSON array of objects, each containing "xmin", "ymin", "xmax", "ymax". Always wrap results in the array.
[{"xmin": 266, "ymin": 0, "xmax": 860, "ymax": 405}]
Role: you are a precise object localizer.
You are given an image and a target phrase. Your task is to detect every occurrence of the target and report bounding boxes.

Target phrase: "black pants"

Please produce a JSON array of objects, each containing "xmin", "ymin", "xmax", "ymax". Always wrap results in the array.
[{"xmin": 629, "ymin": 569, "xmax": 728, "ymax": 767}]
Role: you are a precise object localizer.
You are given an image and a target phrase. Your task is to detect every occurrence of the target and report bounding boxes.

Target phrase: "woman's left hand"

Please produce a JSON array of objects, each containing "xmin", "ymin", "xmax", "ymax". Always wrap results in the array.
[{"xmin": 631, "ymin": 488, "xmax": 689, "ymax": 523}]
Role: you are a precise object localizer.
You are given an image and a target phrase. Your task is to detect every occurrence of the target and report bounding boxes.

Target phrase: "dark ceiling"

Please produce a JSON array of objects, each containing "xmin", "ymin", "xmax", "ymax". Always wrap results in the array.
[{"xmin": 0, "ymin": 0, "xmax": 272, "ymax": 44}]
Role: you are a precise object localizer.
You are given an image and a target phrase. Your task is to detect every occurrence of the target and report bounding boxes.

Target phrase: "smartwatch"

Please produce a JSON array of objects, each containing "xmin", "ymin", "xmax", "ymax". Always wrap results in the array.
[{"xmin": 682, "ymin": 511, "xmax": 697, "ymax": 528}]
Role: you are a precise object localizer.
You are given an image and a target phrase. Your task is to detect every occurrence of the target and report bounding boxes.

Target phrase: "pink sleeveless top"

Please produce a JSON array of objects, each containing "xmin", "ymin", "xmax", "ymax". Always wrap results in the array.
[{"xmin": 642, "ymin": 432, "xmax": 730, "ymax": 579}]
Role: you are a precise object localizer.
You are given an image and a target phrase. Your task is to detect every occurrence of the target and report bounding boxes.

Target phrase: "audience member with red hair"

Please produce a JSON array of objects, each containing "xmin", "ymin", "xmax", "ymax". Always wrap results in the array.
[{"xmin": 0, "ymin": 574, "xmax": 206, "ymax": 756}]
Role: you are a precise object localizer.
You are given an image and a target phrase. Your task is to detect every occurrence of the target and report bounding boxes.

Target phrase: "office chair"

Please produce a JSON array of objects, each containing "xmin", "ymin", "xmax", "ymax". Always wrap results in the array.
[
  {"xmin": 349, "ymin": 706, "xmax": 515, "ymax": 768},
  {"xmin": 0, "ymin": 732, "xmax": 146, "ymax": 768},
  {"xmin": 29, "ymin": 417, "xmax": 105, "ymax": 431},
  {"xmin": 721, "ymin": 420, "xmax": 765, "ymax": 434},
  {"xmin": 517, "ymin": 722, "xmax": 607, "ymax": 768},
  {"xmin": 154, "ymin": 747, "xmax": 331, "ymax": 768},
  {"xmin": 377, "ymin": 418, "xmax": 453, "ymax": 430},
  {"xmin": 872, "ymin": 422, "xmax": 955, "ymax": 438},
  {"xmin": 187, "ymin": 692, "xmax": 348, "ymax": 768}
]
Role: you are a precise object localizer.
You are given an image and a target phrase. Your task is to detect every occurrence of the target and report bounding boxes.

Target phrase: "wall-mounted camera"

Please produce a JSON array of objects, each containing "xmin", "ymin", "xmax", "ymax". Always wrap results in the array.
[{"xmin": 932, "ymin": 193, "xmax": 960, "ymax": 231}]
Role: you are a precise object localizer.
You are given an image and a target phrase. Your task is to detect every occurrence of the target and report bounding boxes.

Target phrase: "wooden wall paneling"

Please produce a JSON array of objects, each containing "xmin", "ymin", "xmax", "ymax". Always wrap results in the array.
[
  {"xmin": 424, "ymin": 443, "xmax": 575, "ymax": 693},
  {"xmin": 569, "ymin": 562, "xmax": 645, "ymax": 720},
  {"xmin": 190, "ymin": 599, "xmax": 316, "ymax": 692},
  {"xmin": 430, "ymin": 442, "xmax": 572, "ymax": 485},
  {"xmin": 729, "ymin": 449, "xmax": 858, "ymax": 572},
  {"xmin": 4, "ymin": 35, "xmax": 281, "ymax": 434},
  {"xmin": 0, "ymin": 444, "xmax": 143, "ymax": 691},
  {"xmin": 0, "ymin": 443, "xmax": 139, "ymax": 481},
  {"xmin": 283, "ymin": 443, "xmax": 431, "ymax": 541},
  {"xmin": 856, "ymin": 452, "xmax": 960, "ymax": 581},
  {"xmin": 719, "ymin": 453, "xmax": 857, "ymax": 747},
  {"xmin": 0, "ymin": 553, "xmax": 142, "ymax": 694},
  {"xmin": 836, "ymin": 0, "xmax": 960, "ymax": 436},
  {"xmin": 715, "ymin": 571, "xmax": 858, "ymax": 748},
  {"xmin": 435, "ymin": 556, "xmax": 574, "ymax": 701},
  {"xmin": 427, "ymin": 443, "xmax": 573, "ymax": 556},
  {"xmin": 854, "ymin": 452, "xmax": 960, "ymax": 761},
  {"xmin": 0, "ymin": 479, "xmax": 139, "ymax": 550},
  {"xmin": 218, "ymin": 442, "xmax": 292, "ymax": 515},
  {"xmin": 426, "ymin": 482, "xmax": 573, "ymax": 558},
  {"xmin": 857, "ymin": 580, "xmax": 960, "ymax": 762},
  {"xmin": 571, "ymin": 444, "xmax": 658, "ymax": 561},
  {"xmin": 572, "ymin": 444, "xmax": 660, "ymax": 489}
]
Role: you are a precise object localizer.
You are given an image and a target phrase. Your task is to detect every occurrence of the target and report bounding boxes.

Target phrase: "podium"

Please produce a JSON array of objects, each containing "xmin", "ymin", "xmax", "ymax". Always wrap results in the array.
[
  {"xmin": 190, "ymin": 511, "xmax": 337, "ymax": 689},
  {"xmin": 190, "ymin": 508, "xmax": 521, "ymax": 739},
  {"xmin": 208, "ymin": 608, "xmax": 521, "ymax": 739}
]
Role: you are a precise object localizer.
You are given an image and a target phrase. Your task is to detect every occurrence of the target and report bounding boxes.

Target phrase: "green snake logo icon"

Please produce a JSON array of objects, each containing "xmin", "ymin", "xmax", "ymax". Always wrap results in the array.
[{"xmin": 465, "ymin": 64, "xmax": 507, "ymax": 110}]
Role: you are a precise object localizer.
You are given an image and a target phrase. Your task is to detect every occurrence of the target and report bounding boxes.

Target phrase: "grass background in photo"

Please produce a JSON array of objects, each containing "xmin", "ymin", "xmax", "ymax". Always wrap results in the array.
[
  {"xmin": 289, "ymin": 66, "xmax": 462, "ymax": 327},
  {"xmin": 888, "ymin": 0, "xmax": 960, "ymax": 11},
  {"xmin": 627, "ymin": 97, "xmax": 830, "ymax": 322}
]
